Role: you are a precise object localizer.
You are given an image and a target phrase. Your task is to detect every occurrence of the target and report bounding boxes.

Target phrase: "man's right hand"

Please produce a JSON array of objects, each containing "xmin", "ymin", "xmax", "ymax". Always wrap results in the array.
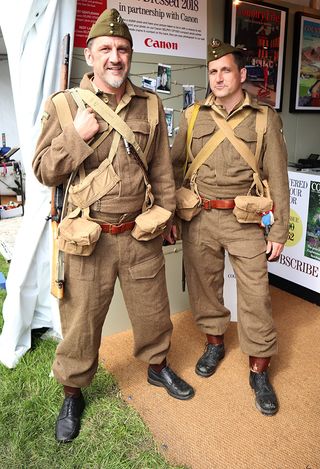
[{"xmin": 73, "ymin": 107, "xmax": 99, "ymax": 142}]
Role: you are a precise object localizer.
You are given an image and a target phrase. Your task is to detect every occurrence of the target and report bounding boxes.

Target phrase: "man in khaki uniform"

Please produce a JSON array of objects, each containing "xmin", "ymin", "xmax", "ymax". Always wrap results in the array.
[
  {"xmin": 171, "ymin": 39, "xmax": 289, "ymax": 415},
  {"xmin": 33, "ymin": 9, "xmax": 194, "ymax": 443}
]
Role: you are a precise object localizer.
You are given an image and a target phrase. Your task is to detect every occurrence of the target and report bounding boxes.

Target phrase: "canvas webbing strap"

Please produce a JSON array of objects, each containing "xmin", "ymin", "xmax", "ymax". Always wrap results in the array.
[
  {"xmin": 184, "ymin": 103, "xmax": 200, "ymax": 176},
  {"xmin": 254, "ymin": 105, "xmax": 268, "ymax": 162},
  {"xmin": 75, "ymin": 88, "xmax": 156, "ymax": 169},
  {"xmin": 52, "ymin": 93, "xmax": 73, "ymax": 129},
  {"xmin": 210, "ymin": 108, "xmax": 268, "ymax": 174},
  {"xmin": 52, "ymin": 90, "xmax": 120, "ymax": 183},
  {"xmin": 210, "ymin": 108, "xmax": 268, "ymax": 195},
  {"xmin": 52, "ymin": 92, "xmax": 121, "ymax": 213},
  {"xmin": 184, "ymin": 108, "xmax": 251, "ymax": 180},
  {"xmin": 72, "ymin": 88, "xmax": 158, "ymax": 203}
]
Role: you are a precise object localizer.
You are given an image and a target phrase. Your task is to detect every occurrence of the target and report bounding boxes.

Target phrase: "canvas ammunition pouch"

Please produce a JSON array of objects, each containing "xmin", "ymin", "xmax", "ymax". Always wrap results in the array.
[
  {"xmin": 175, "ymin": 186, "xmax": 201, "ymax": 221},
  {"xmin": 57, "ymin": 207, "xmax": 102, "ymax": 256},
  {"xmin": 125, "ymin": 136, "xmax": 172, "ymax": 241},
  {"xmin": 233, "ymin": 175, "xmax": 273, "ymax": 224},
  {"xmin": 132, "ymin": 204, "xmax": 172, "ymax": 241}
]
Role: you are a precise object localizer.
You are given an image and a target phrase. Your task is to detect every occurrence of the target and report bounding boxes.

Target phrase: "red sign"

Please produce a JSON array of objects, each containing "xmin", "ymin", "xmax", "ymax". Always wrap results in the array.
[{"xmin": 74, "ymin": 0, "xmax": 107, "ymax": 48}]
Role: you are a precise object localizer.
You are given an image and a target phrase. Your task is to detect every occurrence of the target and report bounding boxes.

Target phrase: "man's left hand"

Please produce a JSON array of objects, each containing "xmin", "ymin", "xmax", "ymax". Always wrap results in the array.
[
  {"xmin": 266, "ymin": 241, "xmax": 284, "ymax": 262},
  {"xmin": 163, "ymin": 225, "xmax": 177, "ymax": 245}
]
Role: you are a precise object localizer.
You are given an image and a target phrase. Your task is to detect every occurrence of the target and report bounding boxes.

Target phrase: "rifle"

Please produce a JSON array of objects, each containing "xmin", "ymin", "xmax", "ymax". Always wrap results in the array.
[{"xmin": 50, "ymin": 33, "xmax": 70, "ymax": 299}]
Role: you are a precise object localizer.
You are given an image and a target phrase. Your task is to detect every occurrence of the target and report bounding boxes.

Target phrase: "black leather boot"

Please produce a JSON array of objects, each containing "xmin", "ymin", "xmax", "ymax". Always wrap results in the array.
[
  {"xmin": 195, "ymin": 343, "xmax": 225, "ymax": 377},
  {"xmin": 250, "ymin": 370, "xmax": 278, "ymax": 416},
  {"xmin": 148, "ymin": 365, "xmax": 195, "ymax": 400},
  {"xmin": 55, "ymin": 392, "xmax": 85, "ymax": 442}
]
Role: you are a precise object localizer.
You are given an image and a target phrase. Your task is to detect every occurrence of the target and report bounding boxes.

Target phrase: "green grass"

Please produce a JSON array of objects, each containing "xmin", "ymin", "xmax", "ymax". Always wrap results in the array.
[{"xmin": 0, "ymin": 256, "xmax": 187, "ymax": 469}]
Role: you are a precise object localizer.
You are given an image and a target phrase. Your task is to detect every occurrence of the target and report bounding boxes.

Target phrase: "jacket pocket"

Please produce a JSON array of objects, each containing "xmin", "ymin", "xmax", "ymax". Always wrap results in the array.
[
  {"xmin": 232, "ymin": 127, "xmax": 258, "ymax": 161},
  {"xmin": 223, "ymin": 126, "xmax": 258, "ymax": 177},
  {"xmin": 125, "ymin": 119, "xmax": 151, "ymax": 153},
  {"xmin": 129, "ymin": 252, "xmax": 165, "ymax": 280},
  {"xmin": 191, "ymin": 122, "xmax": 217, "ymax": 157}
]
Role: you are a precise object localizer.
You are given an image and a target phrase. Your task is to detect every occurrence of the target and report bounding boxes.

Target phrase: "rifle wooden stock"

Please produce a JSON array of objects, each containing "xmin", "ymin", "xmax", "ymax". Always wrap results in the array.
[
  {"xmin": 51, "ymin": 219, "xmax": 64, "ymax": 299},
  {"xmin": 50, "ymin": 33, "xmax": 70, "ymax": 299}
]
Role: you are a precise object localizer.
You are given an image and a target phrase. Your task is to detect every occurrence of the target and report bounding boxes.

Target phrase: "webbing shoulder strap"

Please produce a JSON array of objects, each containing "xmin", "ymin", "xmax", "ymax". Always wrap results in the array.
[
  {"xmin": 144, "ymin": 92, "xmax": 158, "ymax": 160},
  {"xmin": 75, "ymin": 88, "xmax": 152, "ymax": 169},
  {"xmin": 255, "ymin": 105, "xmax": 268, "ymax": 161},
  {"xmin": 183, "ymin": 103, "xmax": 200, "ymax": 176},
  {"xmin": 210, "ymin": 110, "xmax": 259, "ymax": 173},
  {"xmin": 52, "ymin": 93, "xmax": 73, "ymax": 129},
  {"xmin": 184, "ymin": 108, "xmax": 251, "ymax": 180}
]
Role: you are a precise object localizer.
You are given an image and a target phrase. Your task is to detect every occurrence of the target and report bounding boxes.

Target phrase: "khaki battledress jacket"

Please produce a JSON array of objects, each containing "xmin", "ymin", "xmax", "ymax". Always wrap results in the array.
[
  {"xmin": 171, "ymin": 91, "xmax": 290, "ymax": 357},
  {"xmin": 172, "ymin": 91, "xmax": 289, "ymax": 244},
  {"xmin": 32, "ymin": 74, "xmax": 176, "ymax": 387},
  {"xmin": 33, "ymin": 73, "xmax": 175, "ymax": 220}
]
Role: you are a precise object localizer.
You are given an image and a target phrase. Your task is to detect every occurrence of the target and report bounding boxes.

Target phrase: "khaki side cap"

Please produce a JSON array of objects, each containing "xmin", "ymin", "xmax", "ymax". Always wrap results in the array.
[{"xmin": 87, "ymin": 8, "xmax": 133, "ymax": 46}]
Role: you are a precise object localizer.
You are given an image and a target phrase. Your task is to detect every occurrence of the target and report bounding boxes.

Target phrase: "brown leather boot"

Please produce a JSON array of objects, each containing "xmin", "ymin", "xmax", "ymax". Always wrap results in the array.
[{"xmin": 249, "ymin": 356, "xmax": 278, "ymax": 416}]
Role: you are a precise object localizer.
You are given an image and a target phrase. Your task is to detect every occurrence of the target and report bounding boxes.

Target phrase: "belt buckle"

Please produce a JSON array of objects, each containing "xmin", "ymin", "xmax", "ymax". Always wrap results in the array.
[
  {"xmin": 202, "ymin": 198, "xmax": 210, "ymax": 210},
  {"xmin": 110, "ymin": 224, "xmax": 119, "ymax": 235}
]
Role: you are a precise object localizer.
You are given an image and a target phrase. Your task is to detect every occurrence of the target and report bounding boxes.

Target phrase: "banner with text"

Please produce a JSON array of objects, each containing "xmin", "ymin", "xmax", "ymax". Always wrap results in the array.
[
  {"xmin": 107, "ymin": 0, "xmax": 207, "ymax": 59},
  {"xmin": 74, "ymin": 0, "xmax": 107, "ymax": 48},
  {"xmin": 268, "ymin": 170, "xmax": 320, "ymax": 293}
]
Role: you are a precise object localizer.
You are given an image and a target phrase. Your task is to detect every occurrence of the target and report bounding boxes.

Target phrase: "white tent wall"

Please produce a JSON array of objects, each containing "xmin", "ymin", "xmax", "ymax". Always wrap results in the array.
[
  {"xmin": 0, "ymin": 0, "xmax": 76, "ymax": 368},
  {"xmin": 0, "ymin": 57, "xmax": 21, "ymax": 162}
]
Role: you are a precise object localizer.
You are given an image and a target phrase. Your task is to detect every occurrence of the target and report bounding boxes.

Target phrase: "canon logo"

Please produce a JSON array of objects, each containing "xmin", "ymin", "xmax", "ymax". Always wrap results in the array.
[{"xmin": 144, "ymin": 37, "xmax": 178, "ymax": 50}]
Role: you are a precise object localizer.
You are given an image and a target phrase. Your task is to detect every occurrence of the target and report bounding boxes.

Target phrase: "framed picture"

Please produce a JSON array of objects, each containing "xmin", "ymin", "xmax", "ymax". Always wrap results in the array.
[
  {"xmin": 290, "ymin": 12, "xmax": 320, "ymax": 112},
  {"xmin": 225, "ymin": 0, "xmax": 288, "ymax": 111}
]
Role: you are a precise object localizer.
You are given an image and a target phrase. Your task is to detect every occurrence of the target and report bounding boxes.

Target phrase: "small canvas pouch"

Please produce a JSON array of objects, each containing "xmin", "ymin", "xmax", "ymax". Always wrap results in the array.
[
  {"xmin": 131, "ymin": 205, "xmax": 172, "ymax": 241},
  {"xmin": 58, "ymin": 210, "xmax": 102, "ymax": 256},
  {"xmin": 233, "ymin": 179, "xmax": 273, "ymax": 224},
  {"xmin": 175, "ymin": 186, "xmax": 201, "ymax": 221}
]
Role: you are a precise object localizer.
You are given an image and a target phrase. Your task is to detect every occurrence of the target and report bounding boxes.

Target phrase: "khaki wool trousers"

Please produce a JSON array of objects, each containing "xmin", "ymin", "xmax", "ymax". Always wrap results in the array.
[
  {"xmin": 53, "ymin": 231, "xmax": 173, "ymax": 388},
  {"xmin": 182, "ymin": 208, "xmax": 277, "ymax": 357}
]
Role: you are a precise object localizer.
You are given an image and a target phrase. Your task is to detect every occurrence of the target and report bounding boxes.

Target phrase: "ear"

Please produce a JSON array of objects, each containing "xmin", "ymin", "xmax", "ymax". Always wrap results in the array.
[
  {"xmin": 240, "ymin": 67, "xmax": 247, "ymax": 84},
  {"xmin": 84, "ymin": 47, "xmax": 93, "ymax": 67}
]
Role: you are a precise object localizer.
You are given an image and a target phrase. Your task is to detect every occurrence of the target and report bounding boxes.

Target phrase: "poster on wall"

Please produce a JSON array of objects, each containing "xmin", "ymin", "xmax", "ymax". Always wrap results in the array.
[
  {"xmin": 107, "ymin": 0, "xmax": 207, "ymax": 59},
  {"xmin": 225, "ymin": 0, "xmax": 288, "ymax": 111},
  {"xmin": 268, "ymin": 170, "xmax": 320, "ymax": 293},
  {"xmin": 290, "ymin": 13, "xmax": 320, "ymax": 112},
  {"xmin": 74, "ymin": 0, "xmax": 106, "ymax": 48},
  {"xmin": 305, "ymin": 179, "xmax": 320, "ymax": 261}
]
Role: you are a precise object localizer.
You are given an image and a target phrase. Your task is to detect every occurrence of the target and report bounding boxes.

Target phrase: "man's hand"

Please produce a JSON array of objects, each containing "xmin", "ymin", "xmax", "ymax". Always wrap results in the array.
[
  {"xmin": 73, "ymin": 107, "xmax": 99, "ymax": 142},
  {"xmin": 163, "ymin": 225, "xmax": 177, "ymax": 245},
  {"xmin": 266, "ymin": 241, "xmax": 284, "ymax": 262}
]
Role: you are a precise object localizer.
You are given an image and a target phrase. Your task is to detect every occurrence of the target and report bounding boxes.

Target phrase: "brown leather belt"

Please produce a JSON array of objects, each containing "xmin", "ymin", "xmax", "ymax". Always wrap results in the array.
[
  {"xmin": 201, "ymin": 197, "xmax": 235, "ymax": 210},
  {"xmin": 100, "ymin": 220, "xmax": 135, "ymax": 235}
]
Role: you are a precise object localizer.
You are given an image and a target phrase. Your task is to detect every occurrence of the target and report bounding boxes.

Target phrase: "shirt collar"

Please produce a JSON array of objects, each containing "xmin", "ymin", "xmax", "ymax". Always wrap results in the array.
[
  {"xmin": 80, "ymin": 73, "xmax": 149, "ymax": 102},
  {"xmin": 201, "ymin": 90, "xmax": 261, "ymax": 118}
]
